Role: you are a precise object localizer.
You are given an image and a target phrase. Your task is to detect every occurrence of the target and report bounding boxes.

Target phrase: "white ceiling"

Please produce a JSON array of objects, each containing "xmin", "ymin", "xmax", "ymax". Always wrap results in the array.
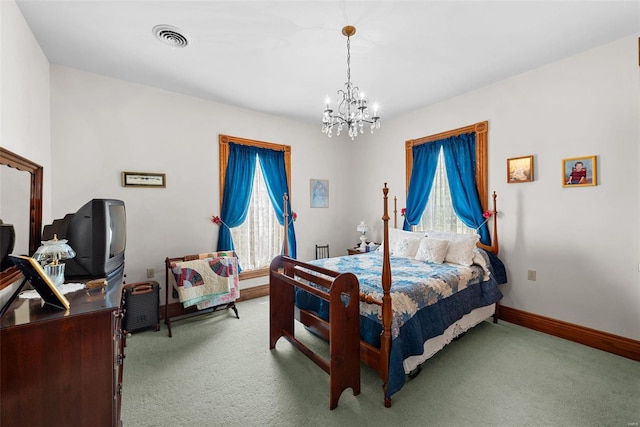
[{"xmin": 15, "ymin": 1, "xmax": 640, "ymax": 124}]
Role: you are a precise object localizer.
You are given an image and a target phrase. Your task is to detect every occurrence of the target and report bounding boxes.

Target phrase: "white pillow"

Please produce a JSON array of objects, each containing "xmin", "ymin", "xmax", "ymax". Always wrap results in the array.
[
  {"xmin": 414, "ymin": 237, "xmax": 449, "ymax": 264},
  {"xmin": 378, "ymin": 228, "xmax": 425, "ymax": 255},
  {"xmin": 426, "ymin": 231, "xmax": 479, "ymax": 266},
  {"xmin": 393, "ymin": 237, "xmax": 421, "ymax": 258}
]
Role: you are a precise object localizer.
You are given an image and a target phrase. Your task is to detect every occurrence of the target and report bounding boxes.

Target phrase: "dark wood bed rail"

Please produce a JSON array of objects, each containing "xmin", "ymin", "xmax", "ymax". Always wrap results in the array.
[{"xmin": 269, "ymin": 255, "xmax": 361, "ymax": 409}]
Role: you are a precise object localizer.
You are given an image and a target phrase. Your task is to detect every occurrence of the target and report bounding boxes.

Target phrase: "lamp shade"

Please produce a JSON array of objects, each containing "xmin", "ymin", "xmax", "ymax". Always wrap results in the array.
[
  {"xmin": 33, "ymin": 235, "xmax": 75, "ymax": 287},
  {"xmin": 356, "ymin": 221, "xmax": 368, "ymax": 233}
]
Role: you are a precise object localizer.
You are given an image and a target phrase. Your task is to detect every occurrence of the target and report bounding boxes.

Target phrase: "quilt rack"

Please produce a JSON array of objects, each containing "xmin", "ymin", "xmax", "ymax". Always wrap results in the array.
[{"xmin": 164, "ymin": 252, "xmax": 239, "ymax": 337}]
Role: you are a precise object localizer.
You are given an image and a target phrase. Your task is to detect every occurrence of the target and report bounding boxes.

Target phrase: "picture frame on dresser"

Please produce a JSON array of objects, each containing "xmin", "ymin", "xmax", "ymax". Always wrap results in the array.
[{"xmin": 6, "ymin": 255, "xmax": 70, "ymax": 311}]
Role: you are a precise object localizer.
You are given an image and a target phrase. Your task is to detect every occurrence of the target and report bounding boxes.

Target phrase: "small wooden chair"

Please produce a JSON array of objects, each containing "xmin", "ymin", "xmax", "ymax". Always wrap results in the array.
[{"xmin": 315, "ymin": 244, "xmax": 329, "ymax": 259}]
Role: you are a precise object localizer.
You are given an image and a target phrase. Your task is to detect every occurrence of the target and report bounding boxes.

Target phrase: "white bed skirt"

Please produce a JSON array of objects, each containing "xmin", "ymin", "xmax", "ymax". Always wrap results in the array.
[{"xmin": 403, "ymin": 303, "xmax": 496, "ymax": 373}]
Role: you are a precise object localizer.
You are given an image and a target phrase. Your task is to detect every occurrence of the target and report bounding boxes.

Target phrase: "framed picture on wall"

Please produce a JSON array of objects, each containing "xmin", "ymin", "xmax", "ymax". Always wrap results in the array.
[
  {"xmin": 122, "ymin": 171, "xmax": 166, "ymax": 188},
  {"xmin": 507, "ymin": 155, "xmax": 534, "ymax": 183},
  {"xmin": 562, "ymin": 155, "xmax": 597, "ymax": 187},
  {"xmin": 310, "ymin": 179, "xmax": 329, "ymax": 208}
]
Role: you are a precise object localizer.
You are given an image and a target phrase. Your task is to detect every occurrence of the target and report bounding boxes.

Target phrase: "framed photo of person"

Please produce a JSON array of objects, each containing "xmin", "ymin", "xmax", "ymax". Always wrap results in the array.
[
  {"xmin": 562, "ymin": 155, "xmax": 597, "ymax": 188},
  {"xmin": 507, "ymin": 155, "xmax": 534, "ymax": 183}
]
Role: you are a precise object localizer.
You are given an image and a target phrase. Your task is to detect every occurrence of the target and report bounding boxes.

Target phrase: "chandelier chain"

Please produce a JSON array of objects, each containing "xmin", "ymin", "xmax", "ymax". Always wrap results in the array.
[{"xmin": 346, "ymin": 36, "xmax": 351, "ymax": 86}]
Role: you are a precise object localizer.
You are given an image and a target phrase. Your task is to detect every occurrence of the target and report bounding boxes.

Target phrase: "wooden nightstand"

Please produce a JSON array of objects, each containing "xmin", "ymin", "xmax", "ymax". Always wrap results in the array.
[
  {"xmin": 347, "ymin": 248, "xmax": 365, "ymax": 255},
  {"xmin": 347, "ymin": 243, "xmax": 381, "ymax": 255}
]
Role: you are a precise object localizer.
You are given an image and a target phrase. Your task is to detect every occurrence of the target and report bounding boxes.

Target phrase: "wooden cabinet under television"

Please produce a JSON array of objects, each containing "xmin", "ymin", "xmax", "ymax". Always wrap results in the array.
[{"xmin": 0, "ymin": 280, "xmax": 125, "ymax": 427}]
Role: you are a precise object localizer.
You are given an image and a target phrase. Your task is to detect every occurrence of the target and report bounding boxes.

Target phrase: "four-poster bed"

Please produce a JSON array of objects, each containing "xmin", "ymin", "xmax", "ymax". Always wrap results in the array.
[{"xmin": 269, "ymin": 184, "xmax": 505, "ymax": 408}]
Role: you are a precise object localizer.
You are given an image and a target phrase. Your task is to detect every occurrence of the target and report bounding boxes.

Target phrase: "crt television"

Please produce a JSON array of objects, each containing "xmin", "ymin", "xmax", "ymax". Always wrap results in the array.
[
  {"xmin": 0, "ymin": 222, "xmax": 15, "ymax": 270},
  {"xmin": 42, "ymin": 199, "xmax": 126, "ymax": 278}
]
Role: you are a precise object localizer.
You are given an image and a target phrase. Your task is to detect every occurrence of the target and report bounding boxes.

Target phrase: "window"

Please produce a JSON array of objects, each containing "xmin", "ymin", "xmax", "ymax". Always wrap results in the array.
[
  {"xmin": 219, "ymin": 135, "xmax": 292, "ymax": 279},
  {"xmin": 405, "ymin": 121, "xmax": 488, "ymax": 234},
  {"xmin": 416, "ymin": 148, "xmax": 474, "ymax": 234}
]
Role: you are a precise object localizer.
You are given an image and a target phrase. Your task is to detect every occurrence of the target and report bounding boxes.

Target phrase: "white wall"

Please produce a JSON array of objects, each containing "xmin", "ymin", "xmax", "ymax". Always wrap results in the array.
[
  {"xmin": 49, "ymin": 66, "xmax": 357, "ymax": 302},
  {"xmin": 0, "ymin": 0, "xmax": 51, "ymax": 253},
  {"xmin": 358, "ymin": 35, "xmax": 640, "ymax": 340},
  {"xmin": 6, "ymin": 0, "xmax": 639, "ymax": 340}
]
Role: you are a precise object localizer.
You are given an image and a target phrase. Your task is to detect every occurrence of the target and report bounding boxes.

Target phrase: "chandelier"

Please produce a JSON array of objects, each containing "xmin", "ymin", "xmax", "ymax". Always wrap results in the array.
[{"xmin": 322, "ymin": 25, "xmax": 381, "ymax": 140}]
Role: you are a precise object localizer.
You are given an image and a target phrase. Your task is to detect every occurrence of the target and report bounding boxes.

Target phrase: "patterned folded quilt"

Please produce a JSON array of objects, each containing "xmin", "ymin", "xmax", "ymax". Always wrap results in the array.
[{"xmin": 171, "ymin": 257, "xmax": 238, "ymax": 308}]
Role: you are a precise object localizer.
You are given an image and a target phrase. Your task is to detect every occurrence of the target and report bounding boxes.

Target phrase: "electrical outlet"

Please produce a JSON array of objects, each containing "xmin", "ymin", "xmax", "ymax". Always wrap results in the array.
[
  {"xmin": 527, "ymin": 270, "xmax": 536, "ymax": 281},
  {"xmin": 146, "ymin": 268, "xmax": 154, "ymax": 278}
]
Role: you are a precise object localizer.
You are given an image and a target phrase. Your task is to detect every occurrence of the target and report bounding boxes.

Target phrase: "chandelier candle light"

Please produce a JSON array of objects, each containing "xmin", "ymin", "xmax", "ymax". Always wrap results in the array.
[{"xmin": 322, "ymin": 25, "xmax": 381, "ymax": 140}]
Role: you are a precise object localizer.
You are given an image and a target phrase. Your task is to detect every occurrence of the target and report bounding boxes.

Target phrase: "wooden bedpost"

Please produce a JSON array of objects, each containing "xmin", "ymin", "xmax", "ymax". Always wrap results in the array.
[
  {"xmin": 477, "ymin": 191, "xmax": 499, "ymax": 255},
  {"xmin": 489, "ymin": 191, "xmax": 499, "ymax": 323},
  {"xmin": 283, "ymin": 193, "xmax": 289, "ymax": 257},
  {"xmin": 393, "ymin": 196, "xmax": 397, "ymax": 229},
  {"xmin": 380, "ymin": 183, "xmax": 392, "ymax": 408},
  {"xmin": 490, "ymin": 191, "xmax": 498, "ymax": 254}
]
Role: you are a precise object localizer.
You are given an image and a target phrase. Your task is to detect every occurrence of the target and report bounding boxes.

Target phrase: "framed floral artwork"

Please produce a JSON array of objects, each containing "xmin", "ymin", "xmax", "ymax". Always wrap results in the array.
[
  {"xmin": 507, "ymin": 155, "xmax": 534, "ymax": 183},
  {"xmin": 562, "ymin": 155, "xmax": 597, "ymax": 187}
]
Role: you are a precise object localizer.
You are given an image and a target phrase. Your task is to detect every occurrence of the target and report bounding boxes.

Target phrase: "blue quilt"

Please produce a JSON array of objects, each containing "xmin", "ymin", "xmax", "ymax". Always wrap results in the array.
[{"xmin": 295, "ymin": 249, "xmax": 504, "ymax": 398}]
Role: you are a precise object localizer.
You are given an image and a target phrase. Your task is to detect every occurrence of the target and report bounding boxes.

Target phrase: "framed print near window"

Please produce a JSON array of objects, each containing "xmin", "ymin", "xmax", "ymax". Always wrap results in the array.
[
  {"xmin": 122, "ymin": 171, "xmax": 166, "ymax": 188},
  {"xmin": 310, "ymin": 179, "xmax": 329, "ymax": 208},
  {"xmin": 507, "ymin": 155, "xmax": 534, "ymax": 183},
  {"xmin": 562, "ymin": 155, "xmax": 596, "ymax": 187}
]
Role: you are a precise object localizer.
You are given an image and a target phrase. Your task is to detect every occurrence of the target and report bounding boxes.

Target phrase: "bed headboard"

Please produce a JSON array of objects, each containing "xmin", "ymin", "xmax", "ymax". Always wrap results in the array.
[{"xmin": 393, "ymin": 191, "xmax": 499, "ymax": 255}]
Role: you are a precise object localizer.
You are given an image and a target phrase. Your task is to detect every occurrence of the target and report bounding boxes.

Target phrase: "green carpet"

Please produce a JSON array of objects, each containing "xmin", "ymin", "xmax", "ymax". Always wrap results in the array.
[{"xmin": 121, "ymin": 296, "xmax": 640, "ymax": 426}]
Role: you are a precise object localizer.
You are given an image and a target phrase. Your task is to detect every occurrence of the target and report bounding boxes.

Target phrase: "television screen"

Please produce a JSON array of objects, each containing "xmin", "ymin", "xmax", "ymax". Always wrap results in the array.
[
  {"xmin": 109, "ymin": 204, "xmax": 126, "ymax": 258},
  {"xmin": 42, "ymin": 199, "xmax": 126, "ymax": 279}
]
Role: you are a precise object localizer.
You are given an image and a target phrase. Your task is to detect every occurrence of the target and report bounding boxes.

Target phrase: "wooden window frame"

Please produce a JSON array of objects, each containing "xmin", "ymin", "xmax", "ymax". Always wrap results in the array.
[{"xmin": 404, "ymin": 121, "xmax": 489, "ymax": 213}]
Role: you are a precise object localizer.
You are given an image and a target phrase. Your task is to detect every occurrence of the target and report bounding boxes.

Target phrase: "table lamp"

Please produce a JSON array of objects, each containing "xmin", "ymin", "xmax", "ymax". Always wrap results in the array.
[
  {"xmin": 356, "ymin": 221, "xmax": 369, "ymax": 251},
  {"xmin": 33, "ymin": 234, "xmax": 76, "ymax": 286}
]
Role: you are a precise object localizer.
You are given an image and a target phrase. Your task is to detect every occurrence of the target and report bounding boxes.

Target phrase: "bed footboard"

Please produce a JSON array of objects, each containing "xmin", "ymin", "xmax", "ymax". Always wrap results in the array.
[{"xmin": 269, "ymin": 255, "xmax": 360, "ymax": 410}]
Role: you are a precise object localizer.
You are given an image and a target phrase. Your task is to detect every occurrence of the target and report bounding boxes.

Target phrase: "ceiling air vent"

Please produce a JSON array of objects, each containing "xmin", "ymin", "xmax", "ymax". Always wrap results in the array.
[{"xmin": 152, "ymin": 25, "xmax": 189, "ymax": 48}]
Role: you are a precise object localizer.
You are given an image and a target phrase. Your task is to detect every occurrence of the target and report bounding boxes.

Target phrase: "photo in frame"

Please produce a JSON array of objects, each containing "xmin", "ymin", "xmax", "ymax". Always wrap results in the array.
[
  {"xmin": 310, "ymin": 179, "xmax": 329, "ymax": 208},
  {"xmin": 122, "ymin": 171, "xmax": 166, "ymax": 188},
  {"xmin": 507, "ymin": 155, "xmax": 534, "ymax": 183},
  {"xmin": 562, "ymin": 155, "xmax": 597, "ymax": 187}
]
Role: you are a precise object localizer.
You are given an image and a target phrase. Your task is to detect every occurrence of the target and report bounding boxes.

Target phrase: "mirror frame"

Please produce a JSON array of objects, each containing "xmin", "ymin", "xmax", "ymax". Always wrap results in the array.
[{"xmin": 0, "ymin": 147, "xmax": 43, "ymax": 257}]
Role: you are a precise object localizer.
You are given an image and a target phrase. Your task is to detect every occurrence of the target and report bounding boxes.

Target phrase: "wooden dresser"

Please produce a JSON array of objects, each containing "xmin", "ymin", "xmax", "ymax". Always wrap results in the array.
[{"xmin": 0, "ymin": 281, "xmax": 124, "ymax": 427}]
